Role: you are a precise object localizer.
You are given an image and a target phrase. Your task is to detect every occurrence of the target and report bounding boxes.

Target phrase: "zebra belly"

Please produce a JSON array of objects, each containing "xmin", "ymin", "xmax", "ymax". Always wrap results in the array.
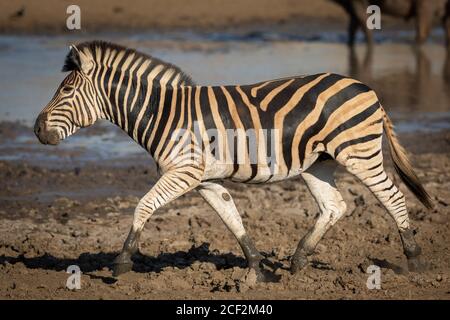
[
  {"xmin": 235, "ymin": 149, "xmax": 320, "ymax": 183},
  {"xmin": 201, "ymin": 145, "xmax": 321, "ymax": 184}
]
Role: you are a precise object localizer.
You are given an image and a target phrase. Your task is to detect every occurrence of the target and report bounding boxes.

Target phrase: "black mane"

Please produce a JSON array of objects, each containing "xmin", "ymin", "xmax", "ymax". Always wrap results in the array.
[
  {"xmin": 62, "ymin": 40, "xmax": 195, "ymax": 86},
  {"xmin": 62, "ymin": 46, "xmax": 82, "ymax": 72}
]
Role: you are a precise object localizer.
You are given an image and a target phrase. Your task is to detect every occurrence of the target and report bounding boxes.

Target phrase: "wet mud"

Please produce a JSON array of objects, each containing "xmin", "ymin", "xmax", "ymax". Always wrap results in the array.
[
  {"xmin": 0, "ymin": 123, "xmax": 449, "ymax": 299},
  {"xmin": 0, "ymin": 2, "xmax": 449, "ymax": 298}
]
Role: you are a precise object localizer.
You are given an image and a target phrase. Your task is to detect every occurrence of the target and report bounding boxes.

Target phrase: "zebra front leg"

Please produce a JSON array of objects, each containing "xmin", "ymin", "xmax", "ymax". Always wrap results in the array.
[
  {"xmin": 291, "ymin": 160, "xmax": 347, "ymax": 274},
  {"xmin": 113, "ymin": 168, "xmax": 201, "ymax": 277},
  {"xmin": 198, "ymin": 182, "xmax": 278, "ymax": 282}
]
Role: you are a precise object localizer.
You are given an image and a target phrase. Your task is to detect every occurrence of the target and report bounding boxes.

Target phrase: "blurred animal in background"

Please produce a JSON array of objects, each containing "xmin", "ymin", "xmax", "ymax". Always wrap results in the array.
[{"xmin": 331, "ymin": 0, "xmax": 450, "ymax": 49}]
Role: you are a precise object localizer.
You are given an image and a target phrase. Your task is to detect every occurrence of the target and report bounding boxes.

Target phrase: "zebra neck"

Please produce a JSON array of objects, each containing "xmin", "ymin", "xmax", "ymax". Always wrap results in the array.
[{"xmin": 102, "ymin": 77, "xmax": 184, "ymax": 156}]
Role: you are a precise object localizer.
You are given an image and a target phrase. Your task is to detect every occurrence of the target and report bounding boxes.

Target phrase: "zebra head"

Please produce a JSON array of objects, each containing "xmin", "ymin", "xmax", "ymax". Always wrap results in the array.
[{"xmin": 34, "ymin": 45, "xmax": 102, "ymax": 145}]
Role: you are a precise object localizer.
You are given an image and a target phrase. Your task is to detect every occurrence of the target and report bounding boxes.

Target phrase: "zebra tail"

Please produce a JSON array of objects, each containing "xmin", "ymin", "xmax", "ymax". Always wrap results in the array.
[{"xmin": 381, "ymin": 107, "xmax": 433, "ymax": 209}]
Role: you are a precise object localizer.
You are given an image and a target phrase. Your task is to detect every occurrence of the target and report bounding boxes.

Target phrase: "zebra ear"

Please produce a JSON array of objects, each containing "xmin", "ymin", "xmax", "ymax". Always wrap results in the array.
[{"xmin": 62, "ymin": 45, "xmax": 93, "ymax": 74}]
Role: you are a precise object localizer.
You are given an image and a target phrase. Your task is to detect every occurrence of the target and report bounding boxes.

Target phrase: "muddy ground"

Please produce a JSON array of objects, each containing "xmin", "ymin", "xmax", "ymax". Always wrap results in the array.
[
  {"xmin": 0, "ymin": 123, "xmax": 448, "ymax": 299},
  {"xmin": 0, "ymin": 0, "xmax": 449, "ymax": 300}
]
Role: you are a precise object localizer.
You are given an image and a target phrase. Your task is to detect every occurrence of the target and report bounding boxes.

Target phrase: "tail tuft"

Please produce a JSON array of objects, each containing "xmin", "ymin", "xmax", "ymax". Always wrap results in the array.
[{"xmin": 382, "ymin": 108, "xmax": 433, "ymax": 209}]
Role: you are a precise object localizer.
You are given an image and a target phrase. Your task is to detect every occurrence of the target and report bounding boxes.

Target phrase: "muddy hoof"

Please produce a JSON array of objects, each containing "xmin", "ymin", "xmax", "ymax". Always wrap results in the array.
[
  {"xmin": 290, "ymin": 254, "xmax": 308, "ymax": 275},
  {"xmin": 407, "ymin": 256, "xmax": 427, "ymax": 273},
  {"xmin": 112, "ymin": 262, "xmax": 133, "ymax": 277}
]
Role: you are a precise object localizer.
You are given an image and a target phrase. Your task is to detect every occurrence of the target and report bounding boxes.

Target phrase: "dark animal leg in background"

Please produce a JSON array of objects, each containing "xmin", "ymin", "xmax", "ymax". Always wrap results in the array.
[
  {"xmin": 444, "ymin": 50, "xmax": 450, "ymax": 82},
  {"xmin": 415, "ymin": 0, "xmax": 432, "ymax": 46},
  {"xmin": 413, "ymin": 46, "xmax": 432, "ymax": 106},
  {"xmin": 443, "ymin": 0, "xmax": 450, "ymax": 81},
  {"xmin": 361, "ymin": 44, "xmax": 374, "ymax": 81},
  {"xmin": 444, "ymin": 0, "xmax": 450, "ymax": 51},
  {"xmin": 348, "ymin": 46, "xmax": 359, "ymax": 77},
  {"xmin": 348, "ymin": 16, "xmax": 359, "ymax": 47},
  {"xmin": 351, "ymin": 0, "xmax": 373, "ymax": 48},
  {"xmin": 348, "ymin": 44, "xmax": 374, "ymax": 82}
]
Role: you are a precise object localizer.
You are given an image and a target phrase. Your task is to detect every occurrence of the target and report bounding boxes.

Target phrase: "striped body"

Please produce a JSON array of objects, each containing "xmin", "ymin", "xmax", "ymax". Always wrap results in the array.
[
  {"xmin": 143, "ymin": 74, "xmax": 381, "ymax": 185},
  {"xmin": 35, "ymin": 41, "xmax": 432, "ymax": 280}
]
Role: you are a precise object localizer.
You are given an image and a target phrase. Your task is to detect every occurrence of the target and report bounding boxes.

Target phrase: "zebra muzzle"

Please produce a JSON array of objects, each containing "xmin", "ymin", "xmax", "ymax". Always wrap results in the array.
[{"xmin": 34, "ymin": 114, "xmax": 60, "ymax": 145}]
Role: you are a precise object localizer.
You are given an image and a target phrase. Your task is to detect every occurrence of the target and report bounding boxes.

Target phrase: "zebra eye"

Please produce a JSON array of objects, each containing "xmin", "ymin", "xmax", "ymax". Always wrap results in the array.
[{"xmin": 61, "ymin": 86, "xmax": 74, "ymax": 94}]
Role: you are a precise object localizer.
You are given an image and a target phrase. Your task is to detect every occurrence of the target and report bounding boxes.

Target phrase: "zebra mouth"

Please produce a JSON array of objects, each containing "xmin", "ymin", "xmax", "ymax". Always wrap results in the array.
[
  {"xmin": 35, "ymin": 128, "xmax": 60, "ymax": 145},
  {"xmin": 34, "ymin": 114, "xmax": 61, "ymax": 145}
]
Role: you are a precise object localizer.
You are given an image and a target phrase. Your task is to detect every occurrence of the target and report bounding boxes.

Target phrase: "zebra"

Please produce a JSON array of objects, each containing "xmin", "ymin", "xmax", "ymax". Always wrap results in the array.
[{"xmin": 34, "ymin": 41, "xmax": 432, "ymax": 282}]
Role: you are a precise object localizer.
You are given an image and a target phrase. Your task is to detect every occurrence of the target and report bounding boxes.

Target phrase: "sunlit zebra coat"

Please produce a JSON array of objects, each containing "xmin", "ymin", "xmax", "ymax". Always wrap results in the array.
[{"xmin": 35, "ymin": 41, "xmax": 432, "ymax": 281}]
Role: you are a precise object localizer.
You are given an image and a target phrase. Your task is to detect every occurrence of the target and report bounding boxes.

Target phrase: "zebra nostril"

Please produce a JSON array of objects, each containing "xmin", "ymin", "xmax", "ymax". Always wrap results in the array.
[
  {"xmin": 34, "ymin": 115, "xmax": 46, "ymax": 136},
  {"xmin": 34, "ymin": 122, "xmax": 40, "ymax": 136}
]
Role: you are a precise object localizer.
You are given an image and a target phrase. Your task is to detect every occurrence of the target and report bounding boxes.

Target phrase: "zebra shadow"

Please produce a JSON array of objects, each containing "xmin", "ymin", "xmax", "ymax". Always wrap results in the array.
[
  {"xmin": 369, "ymin": 257, "xmax": 407, "ymax": 275},
  {"xmin": 0, "ymin": 242, "xmax": 251, "ymax": 284}
]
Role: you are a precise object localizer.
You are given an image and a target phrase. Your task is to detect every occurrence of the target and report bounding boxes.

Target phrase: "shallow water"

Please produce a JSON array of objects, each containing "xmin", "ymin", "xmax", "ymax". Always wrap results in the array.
[{"xmin": 0, "ymin": 33, "xmax": 449, "ymax": 164}]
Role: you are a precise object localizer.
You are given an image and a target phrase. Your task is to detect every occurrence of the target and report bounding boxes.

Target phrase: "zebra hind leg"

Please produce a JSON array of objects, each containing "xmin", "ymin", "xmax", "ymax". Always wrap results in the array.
[
  {"xmin": 291, "ymin": 158, "xmax": 347, "ymax": 274},
  {"xmin": 344, "ymin": 154, "xmax": 426, "ymax": 273}
]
